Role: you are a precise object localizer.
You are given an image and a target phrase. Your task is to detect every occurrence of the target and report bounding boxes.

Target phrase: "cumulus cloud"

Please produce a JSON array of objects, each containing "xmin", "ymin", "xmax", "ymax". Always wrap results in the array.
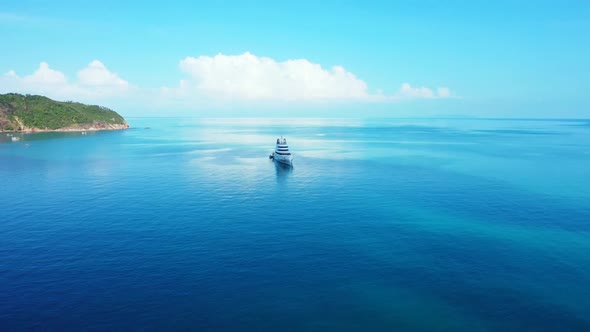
[
  {"xmin": 78, "ymin": 60, "xmax": 129, "ymax": 87},
  {"xmin": 1, "ymin": 54, "xmax": 453, "ymax": 107},
  {"xmin": 176, "ymin": 52, "xmax": 369, "ymax": 101},
  {"xmin": 168, "ymin": 52, "xmax": 452, "ymax": 102},
  {"xmin": 23, "ymin": 62, "xmax": 68, "ymax": 85},
  {"xmin": 0, "ymin": 61, "xmax": 130, "ymax": 101},
  {"xmin": 394, "ymin": 82, "xmax": 454, "ymax": 99}
]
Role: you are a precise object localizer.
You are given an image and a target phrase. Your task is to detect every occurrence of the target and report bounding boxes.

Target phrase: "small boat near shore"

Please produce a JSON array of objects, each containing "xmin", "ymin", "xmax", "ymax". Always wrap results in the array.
[{"xmin": 269, "ymin": 137, "xmax": 293, "ymax": 166}]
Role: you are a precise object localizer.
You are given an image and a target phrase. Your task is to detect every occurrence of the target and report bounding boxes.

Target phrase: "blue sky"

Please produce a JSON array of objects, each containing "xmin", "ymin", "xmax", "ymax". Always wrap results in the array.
[{"xmin": 1, "ymin": 0, "xmax": 589, "ymax": 117}]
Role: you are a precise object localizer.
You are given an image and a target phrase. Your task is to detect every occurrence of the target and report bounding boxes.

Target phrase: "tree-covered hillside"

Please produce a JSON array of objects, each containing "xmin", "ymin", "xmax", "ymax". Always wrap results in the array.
[{"xmin": 0, "ymin": 93, "xmax": 128, "ymax": 131}]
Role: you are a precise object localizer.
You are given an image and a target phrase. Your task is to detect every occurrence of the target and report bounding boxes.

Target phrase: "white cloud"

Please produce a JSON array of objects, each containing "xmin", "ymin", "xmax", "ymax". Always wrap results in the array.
[
  {"xmin": 394, "ymin": 83, "xmax": 451, "ymax": 99},
  {"xmin": 176, "ymin": 52, "xmax": 369, "ymax": 101},
  {"xmin": 4, "ymin": 70, "xmax": 17, "ymax": 78},
  {"xmin": 170, "ymin": 52, "xmax": 452, "ymax": 102},
  {"xmin": 437, "ymin": 87, "xmax": 451, "ymax": 98},
  {"xmin": 1, "ymin": 54, "xmax": 453, "ymax": 108},
  {"xmin": 23, "ymin": 62, "xmax": 68, "ymax": 85},
  {"xmin": 78, "ymin": 60, "xmax": 128, "ymax": 87},
  {"xmin": 0, "ymin": 61, "xmax": 131, "ymax": 101}
]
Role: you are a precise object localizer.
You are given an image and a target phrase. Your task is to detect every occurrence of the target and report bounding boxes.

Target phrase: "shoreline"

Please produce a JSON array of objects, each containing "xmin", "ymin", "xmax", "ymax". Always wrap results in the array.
[{"xmin": 1, "ymin": 125, "xmax": 130, "ymax": 133}]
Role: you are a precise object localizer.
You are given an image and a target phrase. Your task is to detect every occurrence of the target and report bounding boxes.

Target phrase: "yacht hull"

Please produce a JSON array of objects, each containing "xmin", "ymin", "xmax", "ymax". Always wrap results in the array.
[{"xmin": 272, "ymin": 152, "xmax": 293, "ymax": 166}]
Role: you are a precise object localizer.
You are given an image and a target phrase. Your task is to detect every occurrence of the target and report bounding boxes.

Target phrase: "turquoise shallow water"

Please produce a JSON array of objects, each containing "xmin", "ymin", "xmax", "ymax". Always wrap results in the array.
[{"xmin": 1, "ymin": 118, "xmax": 589, "ymax": 331}]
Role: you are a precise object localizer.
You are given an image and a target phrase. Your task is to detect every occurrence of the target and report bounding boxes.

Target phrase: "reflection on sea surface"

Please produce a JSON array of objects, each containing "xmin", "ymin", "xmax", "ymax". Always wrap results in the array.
[
  {"xmin": 274, "ymin": 160, "xmax": 293, "ymax": 181},
  {"xmin": 0, "ymin": 130, "xmax": 99, "ymax": 143}
]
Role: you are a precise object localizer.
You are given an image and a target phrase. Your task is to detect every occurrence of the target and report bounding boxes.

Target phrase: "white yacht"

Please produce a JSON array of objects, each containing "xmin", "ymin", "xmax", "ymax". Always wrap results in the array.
[{"xmin": 270, "ymin": 137, "xmax": 293, "ymax": 166}]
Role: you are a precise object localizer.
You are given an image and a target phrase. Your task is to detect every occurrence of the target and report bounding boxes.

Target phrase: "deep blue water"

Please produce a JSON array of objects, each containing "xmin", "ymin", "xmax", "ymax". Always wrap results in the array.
[{"xmin": 1, "ymin": 118, "xmax": 589, "ymax": 331}]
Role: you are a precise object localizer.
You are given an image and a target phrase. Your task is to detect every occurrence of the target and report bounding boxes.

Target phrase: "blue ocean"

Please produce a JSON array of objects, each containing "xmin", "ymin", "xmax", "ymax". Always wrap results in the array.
[{"xmin": 1, "ymin": 117, "xmax": 589, "ymax": 331}]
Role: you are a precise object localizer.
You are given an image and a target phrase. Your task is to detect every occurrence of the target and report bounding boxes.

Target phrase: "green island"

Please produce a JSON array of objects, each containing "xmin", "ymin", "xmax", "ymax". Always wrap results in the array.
[{"xmin": 0, "ymin": 93, "xmax": 129, "ymax": 132}]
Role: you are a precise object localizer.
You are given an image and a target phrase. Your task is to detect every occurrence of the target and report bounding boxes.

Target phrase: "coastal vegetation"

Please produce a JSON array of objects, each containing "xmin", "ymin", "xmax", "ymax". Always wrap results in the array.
[{"xmin": 0, "ymin": 93, "xmax": 128, "ymax": 132}]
